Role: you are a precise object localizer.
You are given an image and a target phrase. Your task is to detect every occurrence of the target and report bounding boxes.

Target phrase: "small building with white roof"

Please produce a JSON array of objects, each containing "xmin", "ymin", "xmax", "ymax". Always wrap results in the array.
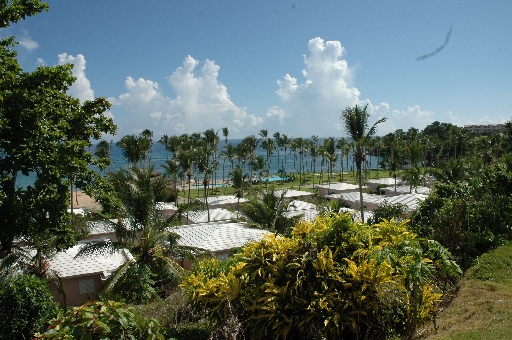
[
  {"xmin": 315, "ymin": 182, "xmax": 364, "ymax": 197},
  {"xmin": 182, "ymin": 208, "xmax": 241, "ymax": 225},
  {"xmin": 156, "ymin": 202, "xmax": 178, "ymax": 220},
  {"xmin": 172, "ymin": 222, "xmax": 269, "ymax": 264},
  {"xmin": 196, "ymin": 195, "xmax": 248, "ymax": 210},
  {"xmin": 366, "ymin": 178, "xmax": 403, "ymax": 193},
  {"xmin": 275, "ymin": 189, "xmax": 315, "ymax": 201},
  {"xmin": 49, "ymin": 239, "xmax": 133, "ymax": 306},
  {"xmin": 284, "ymin": 200, "xmax": 319, "ymax": 222},
  {"xmin": 380, "ymin": 185, "xmax": 430, "ymax": 196}
]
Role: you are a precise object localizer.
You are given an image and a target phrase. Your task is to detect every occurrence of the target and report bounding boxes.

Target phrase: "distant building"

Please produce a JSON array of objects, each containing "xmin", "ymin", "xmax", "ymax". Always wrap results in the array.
[{"xmin": 464, "ymin": 124, "xmax": 505, "ymax": 134}]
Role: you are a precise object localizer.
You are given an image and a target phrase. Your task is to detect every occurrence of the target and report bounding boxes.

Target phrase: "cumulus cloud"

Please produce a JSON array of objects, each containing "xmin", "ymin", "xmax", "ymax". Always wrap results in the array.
[
  {"xmin": 58, "ymin": 53, "xmax": 94, "ymax": 102},
  {"xmin": 36, "ymin": 57, "xmax": 46, "ymax": 66},
  {"xmin": 114, "ymin": 55, "xmax": 263, "ymax": 137},
  {"xmin": 274, "ymin": 37, "xmax": 364, "ymax": 137},
  {"xmin": 18, "ymin": 36, "xmax": 38, "ymax": 51}
]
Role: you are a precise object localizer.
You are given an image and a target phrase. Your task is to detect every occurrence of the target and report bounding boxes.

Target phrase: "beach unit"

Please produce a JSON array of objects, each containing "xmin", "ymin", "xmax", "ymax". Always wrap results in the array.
[
  {"xmin": 315, "ymin": 182, "xmax": 363, "ymax": 197},
  {"xmin": 172, "ymin": 222, "xmax": 269, "ymax": 267},
  {"xmin": 49, "ymin": 240, "xmax": 133, "ymax": 307}
]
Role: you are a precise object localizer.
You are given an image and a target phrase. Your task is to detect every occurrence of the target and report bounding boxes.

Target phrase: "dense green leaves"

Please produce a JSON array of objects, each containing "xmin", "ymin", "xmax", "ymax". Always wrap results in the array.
[
  {"xmin": 37, "ymin": 300, "xmax": 165, "ymax": 339},
  {"xmin": 182, "ymin": 214, "xmax": 459, "ymax": 339},
  {"xmin": 0, "ymin": 274, "xmax": 59, "ymax": 339}
]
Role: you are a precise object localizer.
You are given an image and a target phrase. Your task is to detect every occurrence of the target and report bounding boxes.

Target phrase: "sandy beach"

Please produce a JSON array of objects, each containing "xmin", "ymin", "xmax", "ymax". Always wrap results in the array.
[{"xmin": 70, "ymin": 191, "xmax": 102, "ymax": 211}]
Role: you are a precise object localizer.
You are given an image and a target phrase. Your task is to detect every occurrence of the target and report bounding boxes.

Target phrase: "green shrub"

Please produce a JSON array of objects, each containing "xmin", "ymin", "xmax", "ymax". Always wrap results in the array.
[
  {"xmin": 0, "ymin": 274, "xmax": 59, "ymax": 339},
  {"xmin": 37, "ymin": 300, "xmax": 165, "ymax": 339},
  {"xmin": 182, "ymin": 213, "xmax": 461, "ymax": 339}
]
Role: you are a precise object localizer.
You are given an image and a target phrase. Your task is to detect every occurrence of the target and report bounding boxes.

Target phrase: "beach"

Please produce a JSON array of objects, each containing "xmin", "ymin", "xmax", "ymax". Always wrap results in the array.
[{"xmin": 70, "ymin": 191, "xmax": 102, "ymax": 211}]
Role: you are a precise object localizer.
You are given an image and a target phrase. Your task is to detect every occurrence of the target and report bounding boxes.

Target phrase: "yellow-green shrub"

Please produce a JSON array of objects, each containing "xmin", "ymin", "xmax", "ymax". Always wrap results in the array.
[{"xmin": 182, "ymin": 213, "xmax": 460, "ymax": 339}]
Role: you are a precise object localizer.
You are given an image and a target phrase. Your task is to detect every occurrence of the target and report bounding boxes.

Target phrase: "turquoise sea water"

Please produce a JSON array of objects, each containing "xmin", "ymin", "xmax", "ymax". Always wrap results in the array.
[{"xmin": 14, "ymin": 139, "xmax": 382, "ymax": 189}]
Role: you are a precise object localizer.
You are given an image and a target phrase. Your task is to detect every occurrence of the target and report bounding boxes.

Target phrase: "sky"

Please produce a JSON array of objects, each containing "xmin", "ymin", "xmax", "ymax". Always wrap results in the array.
[{"xmin": 4, "ymin": 0, "xmax": 512, "ymax": 140}]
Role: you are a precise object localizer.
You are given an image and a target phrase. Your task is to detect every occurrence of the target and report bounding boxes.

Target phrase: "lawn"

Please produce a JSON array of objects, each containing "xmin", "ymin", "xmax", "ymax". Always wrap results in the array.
[{"xmin": 416, "ymin": 243, "xmax": 512, "ymax": 339}]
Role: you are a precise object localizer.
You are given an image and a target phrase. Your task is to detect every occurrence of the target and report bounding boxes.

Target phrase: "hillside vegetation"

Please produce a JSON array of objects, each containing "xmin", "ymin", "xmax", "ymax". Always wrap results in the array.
[{"xmin": 417, "ymin": 243, "xmax": 512, "ymax": 339}]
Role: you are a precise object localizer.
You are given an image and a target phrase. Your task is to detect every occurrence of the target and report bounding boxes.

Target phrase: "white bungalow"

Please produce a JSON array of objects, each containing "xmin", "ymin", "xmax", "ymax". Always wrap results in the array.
[
  {"xmin": 275, "ymin": 189, "xmax": 315, "ymax": 201},
  {"xmin": 315, "ymin": 182, "xmax": 364, "ymax": 197},
  {"xmin": 182, "ymin": 208, "xmax": 241, "ymax": 225},
  {"xmin": 156, "ymin": 202, "xmax": 178, "ymax": 220},
  {"xmin": 49, "ymin": 240, "xmax": 133, "ymax": 307},
  {"xmin": 173, "ymin": 222, "xmax": 269, "ymax": 264},
  {"xmin": 366, "ymin": 178, "xmax": 403, "ymax": 193},
  {"xmin": 195, "ymin": 195, "xmax": 248, "ymax": 210}
]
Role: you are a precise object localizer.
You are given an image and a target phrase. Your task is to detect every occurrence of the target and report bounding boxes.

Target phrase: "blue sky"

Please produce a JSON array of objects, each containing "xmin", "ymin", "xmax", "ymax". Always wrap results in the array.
[{"xmin": 5, "ymin": 0, "xmax": 512, "ymax": 139}]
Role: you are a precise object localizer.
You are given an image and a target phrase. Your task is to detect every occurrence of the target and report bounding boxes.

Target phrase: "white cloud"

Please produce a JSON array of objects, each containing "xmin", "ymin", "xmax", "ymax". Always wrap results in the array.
[
  {"xmin": 266, "ymin": 106, "xmax": 287, "ymax": 123},
  {"xmin": 274, "ymin": 37, "xmax": 363, "ymax": 137},
  {"xmin": 114, "ymin": 55, "xmax": 263, "ymax": 137},
  {"xmin": 36, "ymin": 57, "xmax": 46, "ymax": 66},
  {"xmin": 18, "ymin": 36, "xmax": 38, "ymax": 51},
  {"xmin": 58, "ymin": 53, "xmax": 94, "ymax": 102}
]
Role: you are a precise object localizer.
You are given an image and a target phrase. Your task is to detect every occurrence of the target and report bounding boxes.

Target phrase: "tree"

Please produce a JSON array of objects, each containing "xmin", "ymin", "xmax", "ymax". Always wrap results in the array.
[
  {"xmin": 341, "ymin": 104, "xmax": 387, "ymax": 221},
  {"xmin": 238, "ymin": 188, "xmax": 300, "ymax": 235},
  {"xmin": 0, "ymin": 274, "xmax": 59, "ymax": 339},
  {"xmin": 0, "ymin": 3, "xmax": 117, "ymax": 257},
  {"xmin": 94, "ymin": 140, "xmax": 112, "ymax": 173},
  {"xmin": 79, "ymin": 166, "xmax": 204, "ymax": 301}
]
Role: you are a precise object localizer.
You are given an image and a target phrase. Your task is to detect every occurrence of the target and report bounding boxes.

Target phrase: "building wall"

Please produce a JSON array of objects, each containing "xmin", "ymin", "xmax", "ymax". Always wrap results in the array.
[{"xmin": 53, "ymin": 274, "xmax": 105, "ymax": 307}]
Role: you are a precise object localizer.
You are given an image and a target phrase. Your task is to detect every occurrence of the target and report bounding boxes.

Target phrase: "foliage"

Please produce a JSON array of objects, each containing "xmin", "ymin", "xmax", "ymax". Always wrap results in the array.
[
  {"xmin": 372, "ymin": 200, "xmax": 408, "ymax": 223},
  {"xmin": 78, "ymin": 166, "xmax": 207, "ymax": 303},
  {"xmin": 182, "ymin": 214, "xmax": 460, "ymax": 339},
  {"xmin": 341, "ymin": 104, "xmax": 387, "ymax": 221},
  {"xmin": 0, "ymin": 1, "xmax": 117, "ymax": 257},
  {"xmin": 238, "ymin": 187, "xmax": 301, "ymax": 235},
  {"xmin": 0, "ymin": 274, "xmax": 59, "ymax": 339},
  {"xmin": 410, "ymin": 161, "xmax": 512, "ymax": 269},
  {"xmin": 36, "ymin": 300, "xmax": 165, "ymax": 339}
]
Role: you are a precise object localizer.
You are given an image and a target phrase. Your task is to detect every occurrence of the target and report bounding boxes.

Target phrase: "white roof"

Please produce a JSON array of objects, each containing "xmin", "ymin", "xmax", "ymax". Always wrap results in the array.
[
  {"xmin": 315, "ymin": 182, "xmax": 365, "ymax": 191},
  {"xmin": 381, "ymin": 185, "xmax": 430, "ymax": 195},
  {"xmin": 284, "ymin": 209, "xmax": 319, "ymax": 221},
  {"xmin": 49, "ymin": 241, "xmax": 133, "ymax": 279},
  {"xmin": 197, "ymin": 195, "xmax": 248, "ymax": 206},
  {"xmin": 173, "ymin": 222, "xmax": 269, "ymax": 253},
  {"xmin": 288, "ymin": 200, "xmax": 317, "ymax": 211},
  {"xmin": 366, "ymin": 178, "xmax": 402, "ymax": 186},
  {"xmin": 186, "ymin": 208, "xmax": 240, "ymax": 224},
  {"xmin": 327, "ymin": 192, "xmax": 384, "ymax": 205},
  {"xmin": 67, "ymin": 208, "xmax": 85, "ymax": 216},
  {"xmin": 156, "ymin": 202, "xmax": 178, "ymax": 211},
  {"xmin": 275, "ymin": 189, "xmax": 314, "ymax": 199},
  {"xmin": 86, "ymin": 219, "xmax": 116, "ymax": 236},
  {"xmin": 380, "ymin": 193, "xmax": 428, "ymax": 212}
]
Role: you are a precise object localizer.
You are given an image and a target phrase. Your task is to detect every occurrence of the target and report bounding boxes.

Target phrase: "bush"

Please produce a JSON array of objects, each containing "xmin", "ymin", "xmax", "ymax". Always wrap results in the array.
[
  {"xmin": 36, "ymin": 300, "xmax": 165, "ymax": 339},
  {"xmin": 372, "ymin": 200, "xmax": 407, "ymax": 223},
  {"xmin": 182, "ymin": 213, "xmax": 461, "ymax": 339},
  {"xmin": 0, "ymin": 274, "xmax": 59, "ymax": 339}
]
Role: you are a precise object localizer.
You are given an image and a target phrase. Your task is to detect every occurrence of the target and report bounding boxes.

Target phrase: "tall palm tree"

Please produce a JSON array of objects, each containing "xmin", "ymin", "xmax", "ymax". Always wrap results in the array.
[
  {"xmin": 158, "ymin": 134, "xmax": 171, "ymax": 161},
  {"xmin": 323, "ymin": 137, "xmax": 337, "ymax": 186},
  {"xmin": 341, "ymin": 104, "xmax": 387, "ymax": 221},
  {"xmin": 94, "ymin": 140, "xmax": 112, "ymax": 173},
  {"xmin": 336, "ymin": 137, "xmax": 348, "ymax": 181},
  {"xmin": 309, "ymin": 136, "xmax": 319, "ymax": 188},
  {"xmin": 78, "ymin": 167, "xmax": 205, "ymax": 302},
  {"xmin": 221, "ymin": 143, "xmax": 237, "ymax": 169},
  {"xmin": 222, "ymin": 127, "xmax": 229, "ymax": 145},
  {"xmin": 116, "ymin": 134, "xmax": 142, "ymax": 167}
]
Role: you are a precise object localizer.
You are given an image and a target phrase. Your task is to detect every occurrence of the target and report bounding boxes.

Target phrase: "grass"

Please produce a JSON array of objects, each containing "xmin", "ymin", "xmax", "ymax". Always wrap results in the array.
[
  {"xmin": 175, "ymin": 168, "xmax": 391, "ymax": 201},
  {"xmin": 416, "ymin": 243, "xmax": 512, "ymax": 339}
]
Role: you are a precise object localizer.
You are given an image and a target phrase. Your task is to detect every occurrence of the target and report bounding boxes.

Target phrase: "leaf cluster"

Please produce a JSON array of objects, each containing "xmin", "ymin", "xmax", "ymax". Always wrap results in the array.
[{"xmin": 182, "ymin": 214, "xmax": 460, "ymax": 339}]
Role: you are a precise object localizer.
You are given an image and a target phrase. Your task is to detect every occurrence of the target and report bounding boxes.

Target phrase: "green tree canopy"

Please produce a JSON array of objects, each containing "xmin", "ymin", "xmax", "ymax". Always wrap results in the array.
[{"xmin": 0, "ymin": 1, "xmax": 117, "ymax": 256}]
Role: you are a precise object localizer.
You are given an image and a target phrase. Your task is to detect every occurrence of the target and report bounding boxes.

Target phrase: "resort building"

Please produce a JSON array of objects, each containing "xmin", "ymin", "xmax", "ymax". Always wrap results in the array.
[{"xmin": 464, "ymin": 124, "xmax": 506, "ymax": 134}]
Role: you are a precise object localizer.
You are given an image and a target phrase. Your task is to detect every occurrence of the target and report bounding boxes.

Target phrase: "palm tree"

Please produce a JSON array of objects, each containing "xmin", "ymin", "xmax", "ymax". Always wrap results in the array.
[
  {"xmin": 158, "ymin": 134, "xmax": 171, "ymax": 161},
  {"xmin": 78, "ymin": 166, "xmax": 205, "ymax": 302},
  {"xmin": 309, "ymin": 136, "xmax": 320, "ymax": 188},
  {"xmin": 336, "ymin": 137, "xmax": 348, "ymax": 181},
  {"xmin": 238, "ymin": 188, "xmax": 300, "ymax": 235},
  {"xmin": 222, "ymin": 127, "xmax": 229, "ymax": 145},
  {"xmin": 341, "ymin": 104, "xmax": 387, "ymax": 221},
  {"xmin": 116, "ymin": 134, "xmax": 142, "ymax": 167},
  {"xmin": 221, "ymin": 143, "xmax": 237, "ymax": 169},
  {"xmin": 94, "ymin": 140, "xmax": 112, "ymax": 173},
  {"xmin": 323, "ymin": 137, "xmax": 337, "ymax": 186}
]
